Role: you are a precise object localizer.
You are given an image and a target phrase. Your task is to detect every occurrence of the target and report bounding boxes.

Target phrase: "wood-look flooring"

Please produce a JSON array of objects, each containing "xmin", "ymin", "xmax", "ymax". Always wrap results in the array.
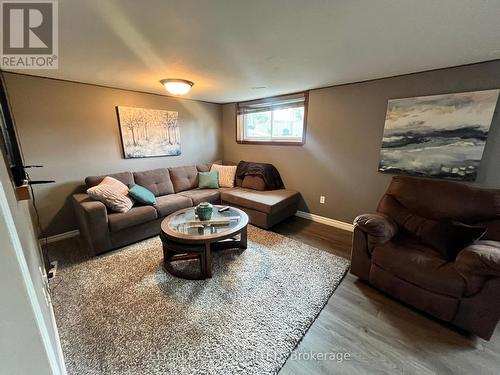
[
  {"xmin": 48, "ymin": 216, "xmax": 500, "ymax": 375},
  {"xmin": 273, "ymin": 217, "xmax": 500, "ymax": 375}
]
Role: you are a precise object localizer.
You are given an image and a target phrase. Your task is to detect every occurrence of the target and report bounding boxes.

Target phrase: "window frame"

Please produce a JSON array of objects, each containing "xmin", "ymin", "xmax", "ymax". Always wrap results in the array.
[{"xmin": 236, "ymin": 91, "xmax": 308, "ymax": 146}]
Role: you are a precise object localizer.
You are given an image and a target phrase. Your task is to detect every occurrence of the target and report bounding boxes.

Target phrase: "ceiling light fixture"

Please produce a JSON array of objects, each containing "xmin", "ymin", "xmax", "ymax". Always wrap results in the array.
[{"xmin": 160, "ymin": 79, "xmax": 194, "ymax": 95}]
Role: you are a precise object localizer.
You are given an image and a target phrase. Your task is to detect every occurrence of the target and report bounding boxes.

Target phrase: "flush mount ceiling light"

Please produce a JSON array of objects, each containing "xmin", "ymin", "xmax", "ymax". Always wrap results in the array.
[{"xmin": 160, "ymin": 79, "xmax": 194, "ymax": 95}]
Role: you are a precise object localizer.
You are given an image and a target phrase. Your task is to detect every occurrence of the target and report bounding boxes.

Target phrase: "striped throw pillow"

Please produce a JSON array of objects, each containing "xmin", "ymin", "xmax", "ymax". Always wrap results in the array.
[{"xmin": 210, "ymin": 164, "xmax": 237, "ymax": 188}]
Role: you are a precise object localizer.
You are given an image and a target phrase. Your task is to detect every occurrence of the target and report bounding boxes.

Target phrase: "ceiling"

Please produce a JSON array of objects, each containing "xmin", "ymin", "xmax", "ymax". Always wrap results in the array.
[{"xmin": 8, "ymin": 0, "xmax": 500, "ymax": 103}]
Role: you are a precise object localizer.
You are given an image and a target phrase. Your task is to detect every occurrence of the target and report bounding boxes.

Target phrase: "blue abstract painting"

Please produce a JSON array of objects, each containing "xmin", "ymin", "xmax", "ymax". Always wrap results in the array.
[{"xmin": 379, "ymin": 89, "xmax": 499, "ymax": 181}]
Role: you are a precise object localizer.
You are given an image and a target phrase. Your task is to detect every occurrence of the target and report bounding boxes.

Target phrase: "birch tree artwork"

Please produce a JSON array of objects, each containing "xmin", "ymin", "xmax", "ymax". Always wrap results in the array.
[{"xmin": 116, "ymin": 106, "xmax": 181, "ymax": 158}]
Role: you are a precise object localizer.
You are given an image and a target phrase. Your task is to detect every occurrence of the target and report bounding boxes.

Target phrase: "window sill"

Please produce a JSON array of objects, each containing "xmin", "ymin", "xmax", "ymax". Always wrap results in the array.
[{"xmin": 236, "ymin": 140, "xmax": 305, "ymax": 146}]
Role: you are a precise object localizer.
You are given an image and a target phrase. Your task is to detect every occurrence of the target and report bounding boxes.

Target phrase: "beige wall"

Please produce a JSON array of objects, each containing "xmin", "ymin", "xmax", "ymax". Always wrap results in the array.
[
  {"xmin": 0, "ymin": 151, "xmax": 65, "ymax": 374},
  {"xmin": 223, "ymin": 60, "xmax": 500, "ymax": 223},
  {"xmin": 4, "ymin": 73, "xmax": 222, "ymax": 236},
  {"xmin": 6, "ymin": 61, "xmax": 500, "ymax": 235}
]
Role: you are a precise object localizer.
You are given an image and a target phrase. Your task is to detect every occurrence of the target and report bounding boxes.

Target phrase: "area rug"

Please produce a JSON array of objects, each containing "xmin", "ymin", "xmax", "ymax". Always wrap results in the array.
[{"xmin": 52, "ymin": 225, "xmax": 350, "ymax": 375}]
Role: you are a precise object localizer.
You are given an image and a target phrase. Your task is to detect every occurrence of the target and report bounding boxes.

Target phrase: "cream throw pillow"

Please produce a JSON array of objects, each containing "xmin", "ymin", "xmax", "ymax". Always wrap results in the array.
[
  {"xmin": 210, "ymin": 164, "xmax": 237, "ymax": 188},
  {"xmin": 86, "ymin": 176, "xmax": 134, "ymax": 213}
]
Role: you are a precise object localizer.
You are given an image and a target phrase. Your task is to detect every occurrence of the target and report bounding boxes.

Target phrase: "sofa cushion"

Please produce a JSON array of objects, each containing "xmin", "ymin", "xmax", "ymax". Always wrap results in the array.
[
  {"xmin": 154, "ymin": 194, "xmax": 192, "ymax": 217},
  {"xmin": 85, "ymin": 171, "xmax": 134, "ymax": 189},
  {"xmin": 372, "ymin": 237, "xmax": 466, "ymax": 298},
  {"xmin": 196, "ymin": 160, "xmax": 222, "ymax": 172},
  {"xmin": 168, "ymin": 165, "xmax": 199, "ymax": 192},
  {"xmin": 369, "ymin": 264, "xmax": 459, "ymax": 322},
  {"xmin": 178, "ymin": 189, "xmax": 220, "ymax": 205},
  {"xmin": 220, "ymin": 188, "xmax": 299, "ymax": 215},
  {"xmin": 108, "ymin": 206, "xmax": 158, "ymax": 232},
  {"xmin": 133, "ymin": 168, "xmax": 174, "ymax": 197}
]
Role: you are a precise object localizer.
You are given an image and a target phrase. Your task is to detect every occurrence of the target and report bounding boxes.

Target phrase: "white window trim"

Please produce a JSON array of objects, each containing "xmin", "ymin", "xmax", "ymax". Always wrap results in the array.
[{"xmin": 236, "ymin": 92, "xmax": 308, "ymax": 145}]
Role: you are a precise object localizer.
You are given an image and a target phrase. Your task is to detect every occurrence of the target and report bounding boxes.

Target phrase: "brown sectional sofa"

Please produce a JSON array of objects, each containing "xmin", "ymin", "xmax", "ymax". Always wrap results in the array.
[
  {"xmin": 72, "ymin": 162, "xmax": 300, "ymax": 255},
  {"xmin": 351, "ymin": 176, "xmax": 500, "ymax": 340}
]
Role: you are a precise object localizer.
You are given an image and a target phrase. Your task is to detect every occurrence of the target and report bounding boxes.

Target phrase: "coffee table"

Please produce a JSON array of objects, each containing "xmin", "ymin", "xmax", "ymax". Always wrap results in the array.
[{"xmin": 160, "ymin": 205, "xmax": 249, "ymax": 279}]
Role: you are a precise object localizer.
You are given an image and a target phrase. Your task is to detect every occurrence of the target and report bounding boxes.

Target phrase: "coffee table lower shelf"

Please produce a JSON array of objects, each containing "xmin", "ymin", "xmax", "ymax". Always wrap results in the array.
[{"xmin": 160, "ymin": 226, "xmax": 247, "ymax": 280}]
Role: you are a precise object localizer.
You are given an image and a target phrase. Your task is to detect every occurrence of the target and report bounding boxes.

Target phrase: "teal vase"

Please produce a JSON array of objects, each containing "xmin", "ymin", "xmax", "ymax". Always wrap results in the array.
[{"xmin": 195, "ymin": 202, "xmax": 213, "ymax": 221}]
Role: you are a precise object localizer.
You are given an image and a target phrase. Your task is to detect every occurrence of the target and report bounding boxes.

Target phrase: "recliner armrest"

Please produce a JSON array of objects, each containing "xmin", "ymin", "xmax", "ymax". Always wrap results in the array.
[
  {"xmin": 455, "ymin": 240, "xmax": 500, "ymax": 277},
  {"xmin": 353, "ymin": 213, "xmax": 398, "ymax": 252}
]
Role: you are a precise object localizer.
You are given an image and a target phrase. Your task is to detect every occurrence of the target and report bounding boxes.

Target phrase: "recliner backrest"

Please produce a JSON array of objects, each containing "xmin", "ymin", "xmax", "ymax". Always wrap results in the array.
[
  {"xmin": 85, "ymin": 171, "xmax": 134, "ymax": 189},
  {"xmin": 377, "ymin": 176, "xmax": 500, "ymax": 240}
]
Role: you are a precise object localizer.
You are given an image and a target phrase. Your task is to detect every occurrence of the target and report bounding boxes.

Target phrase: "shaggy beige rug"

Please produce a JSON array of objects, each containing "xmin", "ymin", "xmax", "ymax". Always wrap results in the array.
[{"xmin": 52, "ymin": 225, "xmax": 349, "ymax": 375}]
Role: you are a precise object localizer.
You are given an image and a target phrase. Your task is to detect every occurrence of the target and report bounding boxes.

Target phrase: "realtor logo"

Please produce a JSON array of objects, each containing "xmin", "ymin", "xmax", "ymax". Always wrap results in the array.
[{"xmin": 1, "ymin": 0, "xmax": 58, "ymax": 69}]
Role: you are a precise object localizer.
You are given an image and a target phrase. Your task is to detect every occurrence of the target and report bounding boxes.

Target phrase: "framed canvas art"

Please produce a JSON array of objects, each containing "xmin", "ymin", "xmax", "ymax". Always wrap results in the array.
[
  {"xmin": 378, "ymin": 89, "xmax": 499, "ymax": 181},
  {"xmin": 116, "ymin": 106, "xmax": 180, "ymax": 158}
]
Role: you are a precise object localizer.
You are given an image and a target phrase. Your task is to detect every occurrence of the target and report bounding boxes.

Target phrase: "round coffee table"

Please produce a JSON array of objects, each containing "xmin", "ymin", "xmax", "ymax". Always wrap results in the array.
[{"xmin": 160, "ymin": 205, "xmax": 249, "ymax": 279}]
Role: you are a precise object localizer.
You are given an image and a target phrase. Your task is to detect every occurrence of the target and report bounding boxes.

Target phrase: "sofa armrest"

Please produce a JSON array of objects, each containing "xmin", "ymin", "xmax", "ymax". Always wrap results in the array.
[
  {"xmin": 455, "ymin": 240, "xmax": 500, "ymax": 278},
  {"xmin": 353, "ymin": 213, "xmax": 398, "ymax": 252},
  {"xmin": 72, "ymin": 193, "xmax": 112, "ymax": 255},
  {"xmin": 73, "ymin": 193, "xmax": 108, "ymax": 222}
]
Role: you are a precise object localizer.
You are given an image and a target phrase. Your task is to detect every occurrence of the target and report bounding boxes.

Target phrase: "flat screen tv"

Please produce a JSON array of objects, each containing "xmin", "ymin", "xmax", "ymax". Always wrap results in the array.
[{"xmin": 0, "ymin": 76, "xmax": 26, "ymax": 186}]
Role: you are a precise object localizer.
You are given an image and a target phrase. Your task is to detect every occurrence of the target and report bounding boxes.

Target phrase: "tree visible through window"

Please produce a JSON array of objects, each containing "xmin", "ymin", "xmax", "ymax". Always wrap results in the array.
[{"xmin": 237, "ymin": 93, "xmax": 307, "ymax": 144}]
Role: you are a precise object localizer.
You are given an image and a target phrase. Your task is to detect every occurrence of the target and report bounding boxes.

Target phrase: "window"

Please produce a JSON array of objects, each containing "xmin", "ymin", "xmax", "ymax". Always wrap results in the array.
[{"xmin": 236, "ymin": 92, "xmax": 308, "ymax": 144}]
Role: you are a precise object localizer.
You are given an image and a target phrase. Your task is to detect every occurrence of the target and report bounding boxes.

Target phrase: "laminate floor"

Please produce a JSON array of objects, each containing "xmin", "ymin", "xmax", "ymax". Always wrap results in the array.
[
  {"xmin": 274, "ymin": 217, "xmax": 500, "ymax": 375},
  {"xmin": 48, "ymin": 216, "xmax": 500, "ymax": 375}
]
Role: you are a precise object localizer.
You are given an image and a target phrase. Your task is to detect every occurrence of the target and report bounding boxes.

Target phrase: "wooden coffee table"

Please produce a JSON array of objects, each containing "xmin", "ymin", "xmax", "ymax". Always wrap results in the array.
[{"xmin": 160, "ymin": 205, "xmax": 249, "ymax": 279}]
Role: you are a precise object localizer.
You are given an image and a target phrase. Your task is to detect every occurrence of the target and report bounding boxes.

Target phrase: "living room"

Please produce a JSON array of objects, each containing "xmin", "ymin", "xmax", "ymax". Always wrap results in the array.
[{"xmin": 1, "ymin": 1, "xmax": 500, "ymax": 374}]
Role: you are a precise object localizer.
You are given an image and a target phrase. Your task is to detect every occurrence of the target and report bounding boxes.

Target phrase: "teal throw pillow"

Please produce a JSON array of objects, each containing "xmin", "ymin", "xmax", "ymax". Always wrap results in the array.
[
  {"xmin": 128, "ymin": 184, "xmax": 156, "ymax": 205},
  {"xmin": 198, "ymin": 171, "xmax": 219, "ymax": 189}
]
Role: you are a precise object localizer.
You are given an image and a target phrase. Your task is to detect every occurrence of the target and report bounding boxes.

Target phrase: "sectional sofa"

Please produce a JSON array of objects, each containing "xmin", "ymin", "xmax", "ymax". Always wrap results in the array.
[{"xmin": 72, "ymin": 161, "xmax": 300, "ymax": 255}]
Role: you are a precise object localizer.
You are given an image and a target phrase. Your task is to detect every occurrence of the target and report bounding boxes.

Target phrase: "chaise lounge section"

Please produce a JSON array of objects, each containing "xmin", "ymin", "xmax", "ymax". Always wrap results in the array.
[{"xmin": 72, "ymin": 162, "xmax": 300, "ymax": 255}]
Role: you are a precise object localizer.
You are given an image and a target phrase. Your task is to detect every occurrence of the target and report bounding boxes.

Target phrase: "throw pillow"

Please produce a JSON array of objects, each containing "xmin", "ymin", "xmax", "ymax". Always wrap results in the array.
[
  {"xmin": 241, "ymin": 175, "xmax": 266, "ymax": 191},
  {"xmin": 210, "ymin": 164, "xmax": 237, "ymax": 188},
  {"xmin": 86, "ymin": 176, "xmax": 134, "ymax": 213},
  {"xmin": 198, "ymin": 171, "xmax": 219, "ymax": 189},
  {"xmin": 379, "ymin": 194, "xmax": 486, "ymax": 260},
  {"xmin": 128, "ymin": 184, "xmax": 156, "ymax": 205}
]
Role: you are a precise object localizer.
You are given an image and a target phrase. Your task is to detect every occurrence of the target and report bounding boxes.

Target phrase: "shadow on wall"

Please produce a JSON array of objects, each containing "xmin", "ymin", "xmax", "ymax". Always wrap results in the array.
[
  {"xmin": 297, "ymin": 195, "xmax": 310, "ymax": 214},
  {"xmin": 37, "ymin": 184, "xmax": 86, "ymax": 238},
  {"xmin": 477, "ymin": 106, "xmax": 500, "ymax": 186}
]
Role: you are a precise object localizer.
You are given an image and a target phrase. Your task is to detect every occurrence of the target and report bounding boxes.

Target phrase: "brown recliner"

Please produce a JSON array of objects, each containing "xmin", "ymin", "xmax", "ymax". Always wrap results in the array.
[{"xmin": 351, "ymin": 176, "xmax": 500, "ymax": 340}]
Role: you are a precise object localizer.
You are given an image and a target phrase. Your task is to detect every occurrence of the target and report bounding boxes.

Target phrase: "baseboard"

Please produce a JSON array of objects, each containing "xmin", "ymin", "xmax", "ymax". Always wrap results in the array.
[
  {"xmin": 38, "ymin": 215, "xmax": 352, "ymax": 244},
  {"xmin": 295, "ymin": 211, "xmax": 354, "ymax": 232},
  {"xmin": 39, "ymin": 229, "xmax": 80, "ymax": 245}
]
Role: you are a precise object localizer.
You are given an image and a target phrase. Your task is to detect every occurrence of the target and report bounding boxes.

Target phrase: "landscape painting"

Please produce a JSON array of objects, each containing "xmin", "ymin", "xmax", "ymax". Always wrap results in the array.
[
  {"xmin": 116, "ymin": 106, "xmax": 180, "ymax": 158},
  {"xmin": 378, "ymin": 89, "xmax": 499, "ymax": 181}
]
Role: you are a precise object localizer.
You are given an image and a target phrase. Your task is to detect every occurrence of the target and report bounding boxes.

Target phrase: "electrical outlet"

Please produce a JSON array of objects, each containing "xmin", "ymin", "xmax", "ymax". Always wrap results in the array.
[
  {"xmin": 48, "ymin": 260, "xmax": 58, "ymax": 279},
  {"xmin": 320, "ymin": 195, "xmax": 326, "ymax": 204}
]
